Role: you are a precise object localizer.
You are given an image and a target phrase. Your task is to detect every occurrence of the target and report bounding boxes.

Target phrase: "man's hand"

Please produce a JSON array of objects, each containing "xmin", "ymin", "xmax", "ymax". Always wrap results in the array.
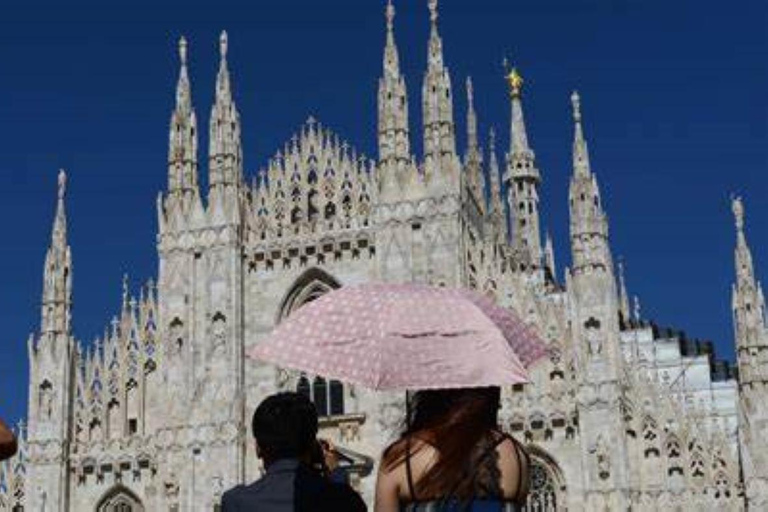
[
  {"xmin": 0, "ymin": 418, "xmax": 18, "ymax": 461},
  {"xmin": 318, "ymin": 438, "xmax": 339, "ymax": 473}
]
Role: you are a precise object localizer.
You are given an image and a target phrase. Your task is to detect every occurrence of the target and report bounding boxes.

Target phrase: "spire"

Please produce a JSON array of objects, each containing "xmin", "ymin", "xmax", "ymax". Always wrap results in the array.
[
  {"xmin": 215, "ymin": 31, "xmax": 232, "ymax": 105},
  {"xmin": 568, "ymin": 91, "xmax": 613, "ymax": 276},
  {"xmin": 545, "ymin": 232, "xmax": 556, "ymax": 279},
  {"xmin": 52, "ymin": 169, "xmax": 67, "ymax": 252},
  {"xmin": 732, "ymin": 196, "xmax": 766, "ymax": 350},
  {"xmin": 378, "ymin": 0, "xmax": 411, "ymax": 174},
  {"xmin": 733, "ymin": 196, "xmax": 755, "ymax": 285},
  {"xmin": 176, "ymin": 37, "xmax": 191, "ymax": 113},
  {"xmin": 571, "ymin": 90, "xmax": 591, "ymax": 177},
  {"xmin": 41, "ymin": 170, "xmax": 73, "ymax": 337},
  {"xmin": 466, "ymin": 77, "xmax": 479, "ymax": 153},
  {"xmin": 427, "ymin": 0, "xmax": 443, "ymax": 69},
  {"xmin": 167, "ymin": 36, "xmax": 198, "ymax": 197},
  {"xmin": 618, "ymin": 259, "xmax": 630, "ymax": 322},
  {"xmin": 422, "ymin": 0, "xmax": 456, "ymax": 170},
  {"xmin": 209, "ymin": 30, "xmax": 243, "ymax": 194},
  {"xmin": 504, "ymin": 64, "xmax": 541, "ymax": 269},
  {"xmin": 383, "ymin": 0, "xmax": 400, "ymax": 80},
  {"xmin": 464, "ymin": 77, "xmax": 484, "ymax": 209},
  {"xmin": 487, "ymin": 129, "xmax": 507, "ymax": 246},
  {"xmin": 506, "ymin": 64, "xmax": 530, "ymax": 155},
  {"xmin": 489, "ymin": 129, "xmax": 502, "ymax": 212},
  {"xmin": 731, "ymin": 197, "xmax": 768, "ymax": 499}
]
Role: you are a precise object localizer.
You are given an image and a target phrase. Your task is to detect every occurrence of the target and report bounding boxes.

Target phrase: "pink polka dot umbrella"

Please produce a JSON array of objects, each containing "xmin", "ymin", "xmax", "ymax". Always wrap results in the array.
[{"xmin": 248, "ymin": 283, "xmax": 549, "ymax": 391}]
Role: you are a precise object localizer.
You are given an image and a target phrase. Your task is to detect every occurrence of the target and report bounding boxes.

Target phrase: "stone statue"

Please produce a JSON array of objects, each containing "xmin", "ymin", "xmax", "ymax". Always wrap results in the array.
[{"xmin": 39, "ymin": 384, "xmax": 54, "ymax": 420}]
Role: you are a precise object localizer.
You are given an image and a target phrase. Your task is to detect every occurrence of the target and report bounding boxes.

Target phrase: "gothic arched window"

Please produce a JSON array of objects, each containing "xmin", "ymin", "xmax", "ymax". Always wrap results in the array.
[
  {"xmin": 329, "ymin": 380, "xmax": 345, "ymax": 416},
  {"xmin": 96, "ymin": 486, "xmax": 144, "ymax": 512},
  {"xmin": 313, "ymin": 377, "xmax": 328, "ymax": 416},
  {"xmin": 297, "ymin": 376, "xmax": 311, "ymax": 400},
  {"xmin": 281, "ymin": 269, "xmax": 347, "ymax": 417},
  {"xmin": 523, "ymin": 448, "xmax": 565, "ymax": 512}
]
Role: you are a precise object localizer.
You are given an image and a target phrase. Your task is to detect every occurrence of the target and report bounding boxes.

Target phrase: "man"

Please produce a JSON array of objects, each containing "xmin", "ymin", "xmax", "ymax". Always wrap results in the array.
[
  {"xmin": 0, "ymin": 418, "xmax": 18, "ymax": 461},
  {"xmin": 222, "ymin": 392, "xmax": 366, "ymax": 511}
]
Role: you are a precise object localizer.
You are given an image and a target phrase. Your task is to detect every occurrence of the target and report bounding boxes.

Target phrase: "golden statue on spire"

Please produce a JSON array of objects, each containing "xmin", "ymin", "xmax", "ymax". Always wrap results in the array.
[
  {"xmin": 507, "ymin": 67, "xmax": 524, "ymax": 96},
  {"xmin": 503, "ymin": 57, "xmax": 524, "ymax": 96}
]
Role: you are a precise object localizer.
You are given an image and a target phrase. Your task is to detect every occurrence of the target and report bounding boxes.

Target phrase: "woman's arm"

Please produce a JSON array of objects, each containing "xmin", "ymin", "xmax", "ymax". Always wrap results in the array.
[
  {"xmin": 0, "ymin": 418, "xmax": 18, "ymax": 461},
  {"xmin": 496, "ymin": 437, "xmax": 530, "ymax": 503},
  {"xmin": 374, "ymin": 463, "xmax": 400, "ymax": 512}
]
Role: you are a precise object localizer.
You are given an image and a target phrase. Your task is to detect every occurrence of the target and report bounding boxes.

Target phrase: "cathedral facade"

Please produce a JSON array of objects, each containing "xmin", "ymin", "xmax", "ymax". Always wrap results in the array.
[{"xmin": 2, "ymin": 1, "xmax": 768, "ymax": 510}]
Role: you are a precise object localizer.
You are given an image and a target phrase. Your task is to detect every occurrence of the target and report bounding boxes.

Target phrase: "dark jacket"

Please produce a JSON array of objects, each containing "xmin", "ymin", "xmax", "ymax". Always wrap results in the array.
[{"xmin": 222, "ymin": 459, "xmax": 367, "ymax": 512}]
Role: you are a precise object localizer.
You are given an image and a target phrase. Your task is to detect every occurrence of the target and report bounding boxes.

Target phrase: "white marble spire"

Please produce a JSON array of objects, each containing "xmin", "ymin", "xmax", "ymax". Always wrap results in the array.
[{"xmin": 571, "ymin": 90, "xmax": 591, "ymax": 177}]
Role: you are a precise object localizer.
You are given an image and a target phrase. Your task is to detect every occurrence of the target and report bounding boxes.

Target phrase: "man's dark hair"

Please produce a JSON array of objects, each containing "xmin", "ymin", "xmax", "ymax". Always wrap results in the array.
[{"xmin": 252, "ymin": 392, "xmax": 319, "ymax": 464}]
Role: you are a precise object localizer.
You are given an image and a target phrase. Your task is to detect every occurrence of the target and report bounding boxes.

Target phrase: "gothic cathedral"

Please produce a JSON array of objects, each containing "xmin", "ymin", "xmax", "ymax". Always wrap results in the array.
[{"xmin": 2, "ymin": 1, "xmax": 767, "ymax": 511}]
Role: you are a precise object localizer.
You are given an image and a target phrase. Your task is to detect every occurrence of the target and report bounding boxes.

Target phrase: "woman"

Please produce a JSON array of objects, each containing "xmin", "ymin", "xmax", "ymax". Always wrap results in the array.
[{"xmin": 375, "ymin": 387, "xmax": 530, "ymax": 511}]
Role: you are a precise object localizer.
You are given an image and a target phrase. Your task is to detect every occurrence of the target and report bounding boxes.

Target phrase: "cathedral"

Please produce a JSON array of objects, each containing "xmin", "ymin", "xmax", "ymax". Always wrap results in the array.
[{"xmin": 2, "ymin": 1, "xmax": 768, "ymax": 510}]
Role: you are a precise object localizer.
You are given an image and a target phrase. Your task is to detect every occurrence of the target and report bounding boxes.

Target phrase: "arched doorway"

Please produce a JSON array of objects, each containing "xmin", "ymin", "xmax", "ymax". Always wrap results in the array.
[
  {"xmin": 96, "ymin": 486, "xmax": 143, "ymax": 512},
  {"xmin": 278, "ymin": 268, "xmax": 346, "ymax": 417},
  {"xmin": 523, "ymin": 447, "xmax": 566, "ymax": 512}
]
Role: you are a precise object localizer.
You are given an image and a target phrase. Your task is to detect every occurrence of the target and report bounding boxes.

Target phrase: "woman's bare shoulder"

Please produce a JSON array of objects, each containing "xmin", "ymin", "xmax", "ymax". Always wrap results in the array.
[{"xmin": 494, "ymin": 435, "xmax": 528, "ymax": 499}]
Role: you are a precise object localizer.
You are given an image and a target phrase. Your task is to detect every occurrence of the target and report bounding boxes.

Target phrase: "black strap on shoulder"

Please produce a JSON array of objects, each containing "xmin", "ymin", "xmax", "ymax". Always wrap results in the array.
[
  {"xmin": 467, "ymin": 432, "xmax": 512, "ymax": 485},
  {"xmin": 405, "ymin": 436, "xmax": 417, "ymax": 502},
  {"xmin": 438, "ymin": 431, "xmax": 511, "ymax": 509}
]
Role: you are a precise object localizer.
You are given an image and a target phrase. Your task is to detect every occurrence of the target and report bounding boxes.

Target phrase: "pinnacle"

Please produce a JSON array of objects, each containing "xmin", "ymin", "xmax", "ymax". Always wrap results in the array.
[
  {"xmin": 219, "ymin": 30, "xmax": 228, "ymax": 59},
  {"xmin": 178, "ymin": 36, "xmax": 188, "ymax": 65}
]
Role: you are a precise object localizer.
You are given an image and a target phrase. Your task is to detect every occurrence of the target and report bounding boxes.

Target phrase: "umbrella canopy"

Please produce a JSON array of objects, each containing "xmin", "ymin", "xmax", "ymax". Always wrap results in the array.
[{"xmin": 249, "ymin": 283, "xmax": 549, "ymax": 391}]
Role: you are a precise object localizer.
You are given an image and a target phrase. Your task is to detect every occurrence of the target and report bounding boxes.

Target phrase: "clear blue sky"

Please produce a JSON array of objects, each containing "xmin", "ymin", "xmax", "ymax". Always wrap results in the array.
[{"xmin": 0, "ymin": 0, "xmax": 766, "ymax": 427}]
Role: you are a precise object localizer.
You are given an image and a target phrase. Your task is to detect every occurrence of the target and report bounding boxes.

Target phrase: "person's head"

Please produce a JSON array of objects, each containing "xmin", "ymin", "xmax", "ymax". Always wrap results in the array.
[
  {"xmin": 383, "ymin": 387, "xmax": 501, "ymax": 498},
  {"xmin": 406, "ymin": 387, "xmax": 501, "ymax": 434},
  {"xmin": 251, "ymin": 392, "xmax": 319, "ymax": 467}
]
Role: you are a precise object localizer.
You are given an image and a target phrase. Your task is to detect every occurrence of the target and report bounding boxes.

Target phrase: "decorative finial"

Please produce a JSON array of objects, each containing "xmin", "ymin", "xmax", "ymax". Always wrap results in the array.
[
  {"xmin": 219, "ymin": 31, "xmax": 228, "ymax": 60},
  {"xmin": 386, "ymin": 0, "xmax": 395, "ymax": 32},
  {"xmin": 733, "ymin": 195, "xmax": 745, "ymax": 232},
  {"xmin": 466, "ymin": 77, "xmax": 474, "ymax": 103},
  {"xmin": 178, "ymin": 36, "xmax": 188, "ymax": 66},
  {"xmin": 57, "ymin": 169, "xmax": 67, "ymax": 200},
  {"xmin": 506, "ymin": 67, "xmax": 524, "ymax": 97},
  {"xmin": 428, "ymin": 0, "xmax": 438, "ymax": 25},
  {"xmin": 571, "ymin": 90, "xmax": 582, "ymax": 122},
  {"xmin": 122, "ymin": 274, "xmax": 129, "ymax": 306}
]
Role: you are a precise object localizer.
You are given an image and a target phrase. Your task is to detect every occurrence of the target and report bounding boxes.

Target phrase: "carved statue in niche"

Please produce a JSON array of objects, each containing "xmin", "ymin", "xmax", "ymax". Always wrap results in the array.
[
  {"xmin": 584, "ymin": 317, "xmax": 602, "ymax": 357},
  {"xmin": 275, "ymin": 369, "xmax": 291, "ymax": 391},
  {"xmin": 212, "ymin": 475, "xmax": 224, "ymax": 502},
  {"xmin": 39, "ymin": 382, "xmax": 54, "ymax": 420},
  {"xmin": 210, "ymin": 313, "xmax": 227, "ymax": 359},
  {"xmin": 38, "ymin": 488, "xmax": 48, "ymax": 512},
  {"xmin": 90, "ymin": 419, "xmax": 103, "ymax": 442},
  {"xmin": 591, "ymin": 434, "xmax": 611, "ymax": 481},
  {"xmin": 377, "ymin": 395, "xmax": 404, "ymax": 436},
  {"xmin": 168, "ymin": 319, "xmax": 184, "ymax": 358},
  {"xmin": 164, "ymin": 471, "xmax": 180, "ymax": 508}
]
